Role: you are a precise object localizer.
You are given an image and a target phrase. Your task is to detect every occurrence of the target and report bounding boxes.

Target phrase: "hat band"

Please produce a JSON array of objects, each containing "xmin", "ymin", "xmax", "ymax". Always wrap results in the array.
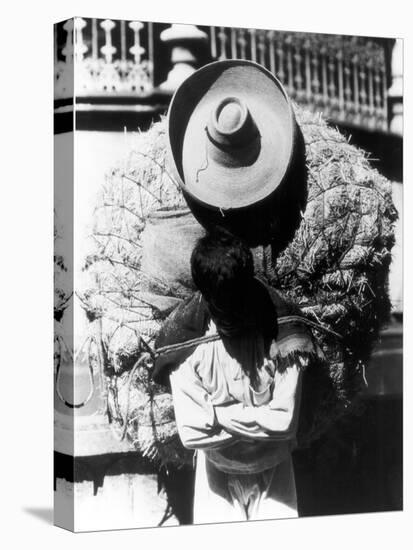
[
  {"xmin": 205, "ymin": 125, "xmax": 261, "ymax": 168},
  {"xmin": 205, "ymin": 125, "xmax": 259, "ymax": 153},
  {"xmin": 204, "ymin": 97, "xmax": 262, "ymax": 168},
  {"xmin": 207, "ymin": 97, "xmax": 261, "ymax": 149}
]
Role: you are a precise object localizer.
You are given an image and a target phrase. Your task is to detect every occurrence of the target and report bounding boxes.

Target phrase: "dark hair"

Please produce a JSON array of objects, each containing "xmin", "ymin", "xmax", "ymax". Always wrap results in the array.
[
  {"xmin": 190, "ymin": 228, "xmax": 254, "ymax": 306},
  {"xmin": 191, "ymin": 228, "xmax": 277, "ymax": 388}
]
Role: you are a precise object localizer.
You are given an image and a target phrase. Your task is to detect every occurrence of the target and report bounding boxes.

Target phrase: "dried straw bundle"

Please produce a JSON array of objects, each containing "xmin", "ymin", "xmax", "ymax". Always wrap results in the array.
[
  {"xmin": 105, "ymin": 355, "xmax": 193, "ymax": 465},
  {"xmin": 261, "ymin": 108, "xmax": 397, "ymax": 427},
  {"xmin": 81, "ymin": 106, "xmax": 396, "ymax": 464}
]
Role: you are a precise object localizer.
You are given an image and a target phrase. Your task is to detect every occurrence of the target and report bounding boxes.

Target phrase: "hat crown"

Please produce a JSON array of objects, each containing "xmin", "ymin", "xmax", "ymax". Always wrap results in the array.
[
  {"xmin": 215, "ymin": 97, "xmax": 246, "ymax": 135},
  {"xmin": 206, "ymin": 96, "xmax": 260, "ymax": 151}
]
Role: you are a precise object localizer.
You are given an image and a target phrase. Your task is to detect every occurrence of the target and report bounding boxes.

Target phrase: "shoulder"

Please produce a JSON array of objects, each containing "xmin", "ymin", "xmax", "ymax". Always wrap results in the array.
[
  {"xmin": 257, "ymin": 278, "xmax": 303, "ymax": 318},
  {"xmin": 169, "ymin": 343, "xmax": 204, "ymax": 381},
  {"xmin": 258, "ymin": 282, "xmax": 320, "ymax": 373},
  {"xmin": 152, "ymin": 292, "xmax": 211, "ymax": 386},
  {"xmin": 155, "ymin": 291, "xmax": 210, "ymax": 349}
]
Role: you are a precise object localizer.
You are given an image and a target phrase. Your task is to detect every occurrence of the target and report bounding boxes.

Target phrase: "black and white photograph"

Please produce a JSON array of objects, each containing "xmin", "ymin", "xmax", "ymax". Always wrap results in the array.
[
  {"xmin": 3, "ymin": 2, "xmax": 409, "ymax": 547},
  {"xmin": 53, "ymin": 16, "xmax": 403, "ymax": 532}
]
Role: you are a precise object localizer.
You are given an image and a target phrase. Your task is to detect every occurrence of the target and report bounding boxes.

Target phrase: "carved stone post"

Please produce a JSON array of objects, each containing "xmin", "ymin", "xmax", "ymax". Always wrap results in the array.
[
  {"xmin": 388, "ymin": 38, "xmax": 403, "ymax": 135},
  {"xmin": 160, "ymin": 24, "xmax": 209, "ymax": 92}
]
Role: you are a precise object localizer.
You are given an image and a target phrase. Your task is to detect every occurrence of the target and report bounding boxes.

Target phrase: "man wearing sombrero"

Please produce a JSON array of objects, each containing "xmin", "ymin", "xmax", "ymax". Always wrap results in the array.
[{"xmin": 153, "ymin": 60, "xmax": 316, "ymax": 523}]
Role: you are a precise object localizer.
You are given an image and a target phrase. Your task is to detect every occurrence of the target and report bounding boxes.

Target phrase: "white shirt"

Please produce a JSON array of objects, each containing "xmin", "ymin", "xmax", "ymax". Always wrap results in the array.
[{"xmin": 169, "ymin": 321, "xmax": 304, "ymax": 474}]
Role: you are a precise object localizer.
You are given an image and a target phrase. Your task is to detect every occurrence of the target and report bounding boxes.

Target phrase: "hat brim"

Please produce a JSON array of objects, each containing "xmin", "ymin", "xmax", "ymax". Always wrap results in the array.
[{"xmin": 167, "ymin": 60, "xmax": 296, "ymax": 210}]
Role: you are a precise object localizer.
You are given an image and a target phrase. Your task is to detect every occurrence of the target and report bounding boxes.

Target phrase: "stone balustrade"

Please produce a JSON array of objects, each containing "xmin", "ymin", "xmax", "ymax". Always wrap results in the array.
[
  {"xmin": 209, "ymin": 27, "xmax": 391, "ymax": 132},
  {"xmin": 54, "ymin": 18, "xmax": 400, "ymax": 134},
  {"xmin": 55, "ymin": 17, "xmax": 154, "ymax": 98}
]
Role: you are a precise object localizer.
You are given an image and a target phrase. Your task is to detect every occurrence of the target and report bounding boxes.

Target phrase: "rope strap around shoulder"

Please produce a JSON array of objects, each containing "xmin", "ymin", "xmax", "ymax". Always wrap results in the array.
[{"xmin": 151, "ymin": 315, "xmax": 343, "ymax": 359}]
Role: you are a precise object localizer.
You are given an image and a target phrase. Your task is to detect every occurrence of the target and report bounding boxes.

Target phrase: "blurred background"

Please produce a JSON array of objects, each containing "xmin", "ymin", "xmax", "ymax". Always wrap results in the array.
[{"xmin": 54, "ymin": 19, "xmax": 402, "ymax": 530}]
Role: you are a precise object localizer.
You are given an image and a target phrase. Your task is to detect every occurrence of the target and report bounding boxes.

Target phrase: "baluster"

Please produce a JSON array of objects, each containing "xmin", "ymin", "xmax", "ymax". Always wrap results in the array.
[
  {"xmin": 74, "ymin": 18, "xmax": 89, "ymax": 94},
  {"xmin": 374, "ymin": 67, "xmax": 387, "ymax": 130},
  {"xmin": 74, "ymin": 18, "xmax": 87, "ymax": 61},
  {"xmin": 129, "ymin": 21, "xmax": 144, "ymax": 64},
  {"xmin": 359, "ymin": 64, "xmax": 368, "ymax": 122},
  {"xmin": 285, "ymin": 34, "xmax": 294, "ymax": 97},
  {"xmin": 311, "ymin": 47, "xmax": 321, "ymax": 105},
  {"xmin": 381, "ymin": 63, "xmax": 389, "ymax": 132},
  {"xmin": 210, "ymin": 26, "xmax": 217, "ymax": 59},
  {"xmin": 62, "ymin": 19, "xmax": 74, "ymax": 64},
  {"xmin": 258, "ymin": 30, "xmax": 266, "ymax": 67},
  {"xmin": 293, "ymin": 36, "xmax": 304, "ymax": 101},
  {"xmin": 267, "ymin": 31, "xmax": 276, "ymax": 75},
  {"xmin": 320, "ymin": 43, "xmax": 329, "ymax": 115},
  {"xmin": 352, "ymin": 53, "xmax": 360, "ymax": 124},
  {"xmin": 388, "ymin": 38, "xmax": 403, "ymax": 135},
  {"xmin": 373, "ymin": 44, "xmax": 388, "ymax": 130},
  {"xmin": 85, "ymin": 18, "xmax": 101, "ymax": 94},
  {"xmin": 276, "ymin": 35, "xmax": 285, "ymax": 85},
  {"xmin": 91, "ymin": 18, "xmax": 98, "ymax": 60},
  {"xmin": 343, "ymin": 56, "xmax": 352, "ymax": 116},
  {"xmin": 374, "ymin": 67, "xmax": 382, "ymax": 123},
  {"xmin": 230, "ymin": 27, "xmax": 237, "ymax": 59},
  {"xmin": 366, "ymin": 57, "xmax": 375, "ymax": 126},
  {"xmin": 101, "ymin": 19, "xmax": 116, "ymax": 64},
  {"xmin": 336, "ymin": 48, "xmax": 345, "ymax": 121},
  {"xmin": 117, "ymin": 20, "xmax": 128, "ymax": 90},
  {"xmin": 54, "ymin": 23, "xmax": 64, "ymax": 98},
  {"xmin": 327, "ymin": 50, "xmax": 337, "ymax": 115},
  {"xmin": 100, "ymin": 19, "xmax": 118, "ymax": 92},
  {"xmin": 218, "ymin": 27, "xmax": 227, "ymax": 60},
  {"xmin": 249, "ymin": 29, "xmax": 257, "ymax": 62},
  {"xmin": 120, "ymin": 20, "xmax": 126, "ymax": 63},
  {"xmin": 56, "ymin": 19, "xmax": 74, "ymax": 98},
  {"xmin": 303, "ymin": 37, "xmax": 312, "ymax": 104},
  {"xmin": 147, "ymin": 22, "xmax": 154, "ymax": 87},
  {"xmin": 358, "ymin": 49, "xmax": 369, "ymax": 124},
  {"xmin": 128, "ymin": 21, "xmax": 152, "ymax": 93},
  {"xmin": 237, "ymin": 28, "xmax": 247, "ymax": 60}
]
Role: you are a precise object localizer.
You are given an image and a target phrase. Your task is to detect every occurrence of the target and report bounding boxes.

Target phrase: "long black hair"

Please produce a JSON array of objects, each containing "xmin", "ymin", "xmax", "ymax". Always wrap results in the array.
[{"xmin": 191, "ymin": 228, "xmax": 278, "ymax": 387}]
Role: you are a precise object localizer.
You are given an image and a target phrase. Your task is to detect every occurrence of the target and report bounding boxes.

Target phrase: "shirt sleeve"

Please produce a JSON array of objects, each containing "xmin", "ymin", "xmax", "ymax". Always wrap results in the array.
[
  {"xmin": 214, "ymin": 362, "xmax": 303, "ymax": 441},
  {"xmin": 169, "ymin": 353, "xmax": 235, "ymax": 450},
  {"xmin": 254, "ymin": 362, "xmax": 303, "ymax": 437}
]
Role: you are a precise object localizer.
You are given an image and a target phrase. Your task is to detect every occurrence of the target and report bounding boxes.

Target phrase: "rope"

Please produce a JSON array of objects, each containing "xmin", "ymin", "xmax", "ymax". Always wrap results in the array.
[
  {"xmin": 155, "ymin": 333, "xmax": 221, "ymax": 357},
  {"xmin": 120, "ymin": 352, "xmax": 151, "ymax": 441},
  {"xmin": 106, "ymin": 316, "xmax": 344, "ymax": 439},
  {"xmin": 153, "ymin": 314, "xmax": 343, "ymax": 358},
  {"xmin": 277, "ymin": 315, "xmax": 343, "ymax": 341}
]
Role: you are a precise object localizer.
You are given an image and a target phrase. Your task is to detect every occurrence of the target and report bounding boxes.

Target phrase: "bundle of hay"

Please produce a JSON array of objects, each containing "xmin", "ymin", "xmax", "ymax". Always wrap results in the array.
[
  {"xmin": 80, "ymin": 105, "xmax": 397, "ymax": 465},
  {"xmin": 104, "ymin": 352, "xmax": 193, "ymax": 465}
]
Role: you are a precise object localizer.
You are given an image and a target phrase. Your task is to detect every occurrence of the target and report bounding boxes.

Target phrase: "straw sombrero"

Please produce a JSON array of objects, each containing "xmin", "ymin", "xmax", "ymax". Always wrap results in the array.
[{"xmin": 167, "ymin": 60, "xmax": 307, "ymax": 249}]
